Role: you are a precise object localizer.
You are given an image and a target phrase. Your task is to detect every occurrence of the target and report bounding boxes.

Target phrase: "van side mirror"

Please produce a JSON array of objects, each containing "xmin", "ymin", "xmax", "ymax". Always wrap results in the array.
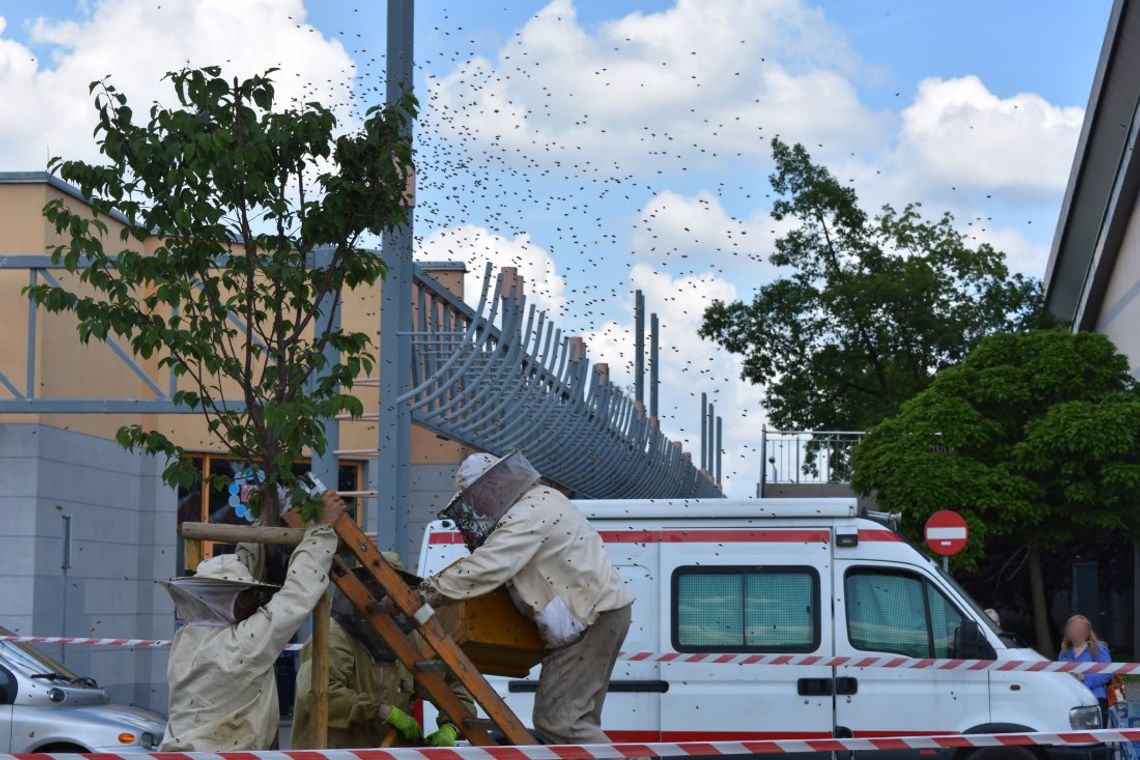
[{"xmin": 955, "ymin": 620, "xmax": 996, "ymax": 660}]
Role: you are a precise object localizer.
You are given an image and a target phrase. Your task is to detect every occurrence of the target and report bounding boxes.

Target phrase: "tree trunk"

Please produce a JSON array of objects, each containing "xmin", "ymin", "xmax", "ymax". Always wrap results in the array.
[{"xmin": 1028, "ymin": 543, "xmax": 1054, "ymax": 657}]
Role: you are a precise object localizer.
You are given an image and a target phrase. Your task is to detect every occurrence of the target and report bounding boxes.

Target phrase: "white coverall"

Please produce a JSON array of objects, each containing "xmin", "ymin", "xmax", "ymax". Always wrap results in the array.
[
  {"xmin": 422, "ymin": 484, "xmax": 634, "ymax": 743},
  {"xmin": 160, "ymin": 524, "xmax": 337, "ymax": 751}
]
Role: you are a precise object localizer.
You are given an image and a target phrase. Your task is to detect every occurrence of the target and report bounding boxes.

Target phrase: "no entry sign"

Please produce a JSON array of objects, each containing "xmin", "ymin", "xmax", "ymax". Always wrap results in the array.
[{"xmin": 925, "ymin": 510, "xmax": 968, "ymax": 556}]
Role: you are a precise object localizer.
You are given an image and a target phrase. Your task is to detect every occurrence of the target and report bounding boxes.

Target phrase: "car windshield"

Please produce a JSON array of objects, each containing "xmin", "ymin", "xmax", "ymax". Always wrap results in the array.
[{"xmin": 0, "ymin": 639, "xmax": 83, "ymax": 682}]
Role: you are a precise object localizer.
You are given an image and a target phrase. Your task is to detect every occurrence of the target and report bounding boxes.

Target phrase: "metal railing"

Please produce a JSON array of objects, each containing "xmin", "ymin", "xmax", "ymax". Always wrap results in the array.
[
  {"xmin": 395, "ymin": 264, "xmax": 722, "ymax": 499},
  {"xmin": 758, "ymin": 429, "xmax": 865, "ymax": 490}
]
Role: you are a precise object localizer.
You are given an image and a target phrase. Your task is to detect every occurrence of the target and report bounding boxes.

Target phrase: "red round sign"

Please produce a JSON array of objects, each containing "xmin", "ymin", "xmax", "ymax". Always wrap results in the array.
[{"xmin": 925, "ymin": 510, "xmax": 968, "ymax": 556}]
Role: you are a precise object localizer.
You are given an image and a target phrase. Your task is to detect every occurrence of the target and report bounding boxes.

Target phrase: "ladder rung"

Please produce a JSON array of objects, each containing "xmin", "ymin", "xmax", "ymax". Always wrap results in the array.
[
  {"xmin": 416, "ymin": 659, "xmax": 451, "ymax": 673},
  {"xmin": 463, "ymin": 718, "xmax": 496, "ymax": 732}
]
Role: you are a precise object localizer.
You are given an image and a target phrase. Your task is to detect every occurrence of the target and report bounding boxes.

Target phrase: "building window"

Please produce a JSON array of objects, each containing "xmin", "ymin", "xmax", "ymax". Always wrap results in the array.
[
  {"xmin": 176, "ymin": 454, "xmax": 364, "ymax": 569},
  {"xmin": 845, "ymin": 568, "xmax": 967, "ymax": 658},
  {"xmin": 672, "ymin": 566, "xmax": 820, "ymax": 652}
]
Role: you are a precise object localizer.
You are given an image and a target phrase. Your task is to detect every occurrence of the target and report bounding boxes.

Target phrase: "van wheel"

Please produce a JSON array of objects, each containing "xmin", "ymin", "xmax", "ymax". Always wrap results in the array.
[{"xmin": 969, "ymin": 747, "xmax": 1038, "ymax": 760}]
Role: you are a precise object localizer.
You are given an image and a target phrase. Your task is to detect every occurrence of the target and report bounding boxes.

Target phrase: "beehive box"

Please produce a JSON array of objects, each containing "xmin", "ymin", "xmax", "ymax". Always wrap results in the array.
[{"xmin": 436, "ymin": 587, "xmax": 546, "ymax": 677}]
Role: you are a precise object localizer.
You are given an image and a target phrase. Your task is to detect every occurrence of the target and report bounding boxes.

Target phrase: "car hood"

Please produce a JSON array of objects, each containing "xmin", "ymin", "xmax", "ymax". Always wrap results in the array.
[{"xmin": 65, "ymin": 703, "xmax": 167, "ymax": 732}]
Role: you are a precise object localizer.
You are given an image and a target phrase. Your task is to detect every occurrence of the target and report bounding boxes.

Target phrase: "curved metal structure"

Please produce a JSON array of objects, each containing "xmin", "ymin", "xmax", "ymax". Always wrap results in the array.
[{"xmin": 402, "ymin": 264, "xmax": 722, "ymax": 499}]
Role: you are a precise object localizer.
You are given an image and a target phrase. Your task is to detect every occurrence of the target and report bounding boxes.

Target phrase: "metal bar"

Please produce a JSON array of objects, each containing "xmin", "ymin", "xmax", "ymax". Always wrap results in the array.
[
  {"xmin": 376, "ymin": 0, "xmax": 416, "ymax": 561},
  {"xmin": 311, "ymin": 247, "xmax": 340, "ymax": 496},
  {"xmin": 700, "ymin": 392, "xmax": 707, "ymax": 471},
  {"xmin": 716, "ymin": 415, "xmax": 723, "ymax": 486},
  {"xmin": 26, "ymin": 269, "xmax": 37, "ymax": 399},
  {"xmin": 0, "ymin": 369, "xmax": 24, "ymax": 400},
  {"xmin": 649, "ymin": 313, "xmax": 659, "ymax": 420},
  {"xmin": 0, "ymin": 399, "xmax": 245, "ymax": 413},
  {"xmin": 634, "ymin": 290, "xmax": 644, "ymax": 405}
]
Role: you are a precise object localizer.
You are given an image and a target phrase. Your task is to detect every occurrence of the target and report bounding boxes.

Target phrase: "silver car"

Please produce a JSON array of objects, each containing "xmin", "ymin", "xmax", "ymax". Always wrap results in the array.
[{"xmin": 0, "ymin": 630, "xmax": 166, "ymax": 753}]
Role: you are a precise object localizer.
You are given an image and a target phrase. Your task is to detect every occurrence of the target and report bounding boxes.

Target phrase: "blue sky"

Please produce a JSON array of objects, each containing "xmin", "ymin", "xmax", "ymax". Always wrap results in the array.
[{"xmin": 0, "ymin": 0, "xmax": 1114, "ymax": 494}]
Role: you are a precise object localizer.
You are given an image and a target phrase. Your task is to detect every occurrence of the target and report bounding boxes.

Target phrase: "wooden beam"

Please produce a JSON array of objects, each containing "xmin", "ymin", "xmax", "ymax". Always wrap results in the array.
[
  {"xmin": 311, "ymin": 588, "xmax": 332, "ymax": 748},
  {"xmin": 178, "ymin": 522, "xmax": 305, "ymax": 546}
]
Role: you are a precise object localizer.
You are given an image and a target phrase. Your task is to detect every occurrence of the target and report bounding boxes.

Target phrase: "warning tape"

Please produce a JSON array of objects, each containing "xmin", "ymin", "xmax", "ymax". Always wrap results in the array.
[
  {"xmin": 1, "ymin": 729, "xmax": 1137, "ymax": 759},
  {"xmin": 3, "ymin": 635, "xmax": 1139, "ymax": 674}
]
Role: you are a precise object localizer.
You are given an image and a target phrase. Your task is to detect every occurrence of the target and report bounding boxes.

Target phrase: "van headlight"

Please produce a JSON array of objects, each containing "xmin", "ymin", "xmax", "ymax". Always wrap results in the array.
[{"xmin": 1070, "ymin": 705, "xmax": 1102, "ymax": 729}]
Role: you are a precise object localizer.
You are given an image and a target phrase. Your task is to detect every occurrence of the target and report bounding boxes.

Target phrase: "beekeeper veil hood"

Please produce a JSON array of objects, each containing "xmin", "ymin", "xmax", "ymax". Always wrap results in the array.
[
  {"xmin": 441, "ymin": 450, "xmax": 541, "ymax": 552},
  {"xmin": 158, "ymin": 554, "xmax": 278, "ymax": 627}
]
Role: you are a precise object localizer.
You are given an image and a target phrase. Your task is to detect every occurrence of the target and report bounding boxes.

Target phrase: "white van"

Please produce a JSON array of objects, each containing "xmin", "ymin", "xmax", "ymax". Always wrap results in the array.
[{"xmin": 418, "ymin": 498, "xmax": 1103, "ymax": 759}]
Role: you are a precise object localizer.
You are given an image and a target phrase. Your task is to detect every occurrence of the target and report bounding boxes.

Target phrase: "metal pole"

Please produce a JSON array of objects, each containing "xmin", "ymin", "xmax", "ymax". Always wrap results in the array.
[
  {"xmin": 699, "ymin": 392, "xmax": 707, "ymax": 471},
  {"xmin": 377, "ymin": 0, "xmax": 415, "ymax": 561},
  {"xmin": 943, "ymin": 556, "xmax": 949, "ymax": 574},
  {"xmin": 60, "ymin": 513, "xmax": 71, "ymax": 664},
  {"xmin": 311, "ymin": 247, "xmax": 341, "ymax": 496},
  {"xmin": 758, "ymin": 426, "xmax": 766, "ymax": 497},
  {"xmin": 634, "ymin": 290, "xmax": 644, "ymax": 406},
  {"xmin": 27, "ymin": 270, "xmax": 37, "ymax": 399},
  {"xmin": 716, "ymin": 416, "xmax": 723, "ymax": 487},
  {"xmin": 649, "ymin": 314, "xmax": 659, "ymax": 419},
  {"xmin": 707, "ymin": 401, "xmax": 715, "ymax": 474}
]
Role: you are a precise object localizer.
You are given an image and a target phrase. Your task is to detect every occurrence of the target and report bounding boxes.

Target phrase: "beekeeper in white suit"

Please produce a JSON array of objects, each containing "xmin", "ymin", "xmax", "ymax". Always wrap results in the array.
[
  {"xmin": 420, "ymin": 450, "xmax": 634, "ymax": 745},
  {"xmin": 157, "ymin": 490, "xmax": 345, "ymax": 751}
]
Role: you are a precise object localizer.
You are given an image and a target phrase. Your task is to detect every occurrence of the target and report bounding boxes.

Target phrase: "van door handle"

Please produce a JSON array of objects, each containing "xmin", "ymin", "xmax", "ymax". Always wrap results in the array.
[
  {"xmin": 835, "ymin": 677, "xmax": 858, "ymax": 695},
  {"xmin": 797, "ymin": 677, "xmax": 833, "ymax": 696}
]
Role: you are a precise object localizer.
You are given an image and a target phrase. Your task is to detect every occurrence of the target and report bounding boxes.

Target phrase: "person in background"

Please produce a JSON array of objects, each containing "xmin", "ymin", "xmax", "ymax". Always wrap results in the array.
[
  {"xmin": 158, "ymin": 491, "xmax": 344, "ymax": 751},
  {"xmin": 291, "ymin": 554, "xmax": 475, "ymax": 749},
  {"xmin": 984, "ymin": 608, "xmax": 1001, "ymax": 627},
  {"xmin": 1058, "ymin": 614, "xmax": 1112, "ymax": 722}
]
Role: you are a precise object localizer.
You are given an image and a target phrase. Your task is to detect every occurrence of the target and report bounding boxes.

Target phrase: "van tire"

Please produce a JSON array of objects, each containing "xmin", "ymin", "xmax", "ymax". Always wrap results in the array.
[
  {"xmin": 968, "ymin": 747, "xmax": 1038, "ymax": 760},
  {"xmin": 35, "ymin": 744, "xmax": 89, "ymax": 753}
]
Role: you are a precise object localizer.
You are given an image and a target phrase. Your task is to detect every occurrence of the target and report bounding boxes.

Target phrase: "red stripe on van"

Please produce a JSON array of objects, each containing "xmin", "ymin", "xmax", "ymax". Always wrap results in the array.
[
  {"xmin": 859, "ymin": 529, "xmax": 904, "ymax": 542},
  {"xmin": 430, "ymin": 528, "xmax": 836, "ymax": 545}
]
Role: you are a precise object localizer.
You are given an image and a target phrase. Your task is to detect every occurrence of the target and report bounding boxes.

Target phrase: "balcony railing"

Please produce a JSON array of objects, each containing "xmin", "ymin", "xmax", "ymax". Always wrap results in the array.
[{"xmin": 758, "ymin": 429, "xmax": 866, "ymax": 494}]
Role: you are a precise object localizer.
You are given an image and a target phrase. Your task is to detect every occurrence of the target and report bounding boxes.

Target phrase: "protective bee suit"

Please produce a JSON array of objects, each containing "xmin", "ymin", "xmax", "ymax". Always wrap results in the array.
[
  {"xmin": 158, "ymin": 523, "xmax": 337, "ymax": 751},
  {"xmin": 422, "ymin": 451, "xmax": 634, "ymax": 744},
  {"xmin": 291, "ymin": 554, "xmax": 475, "ymax": 748}
]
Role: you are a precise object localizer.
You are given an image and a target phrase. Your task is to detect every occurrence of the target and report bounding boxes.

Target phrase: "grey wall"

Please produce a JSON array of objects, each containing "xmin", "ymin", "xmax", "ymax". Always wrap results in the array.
[
  {"xmin": 0, "ymin": 423, "xmax": 176, "ymax": 712},
  {"xmin": 364, "ymin": 462, "xmax": 455, "ymax": 574}
]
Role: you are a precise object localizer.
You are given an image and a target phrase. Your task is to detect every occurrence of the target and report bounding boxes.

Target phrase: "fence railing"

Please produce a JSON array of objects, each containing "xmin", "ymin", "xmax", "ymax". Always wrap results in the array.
[
  {"xmin": 758, "ymin": 429, "xmax": 865, "ymax": 491},
  {"xmin": 395, "ymin": 264, "xmax": 722, "ymax": 499}
]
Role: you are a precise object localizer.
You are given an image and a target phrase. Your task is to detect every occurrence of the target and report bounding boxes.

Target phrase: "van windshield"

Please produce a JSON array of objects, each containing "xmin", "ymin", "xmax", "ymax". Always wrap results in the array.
[{"xmin": 934, "ymin": 565, "xmax": 1021, "ymax": 647}]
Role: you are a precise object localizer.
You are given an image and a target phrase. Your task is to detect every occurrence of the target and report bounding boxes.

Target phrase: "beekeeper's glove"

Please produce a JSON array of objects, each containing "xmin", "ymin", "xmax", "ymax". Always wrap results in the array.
[
  {"xmin": 426, "ymin": 723, "xmax": 460, "ymax": 747},
  {"xmin": 384, "ymin": 706, "xmax": 422, "ymax": 742}
]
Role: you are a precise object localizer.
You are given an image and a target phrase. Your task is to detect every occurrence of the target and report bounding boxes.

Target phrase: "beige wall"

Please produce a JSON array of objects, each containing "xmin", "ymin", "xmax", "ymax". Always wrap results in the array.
[
  {"xmin": 0, "ymin": 179, "xmax": 469, "ymax": 466},
  {"xmin": 1094, "ymin": 191, "xmax": 1140, "ymax": 373}
]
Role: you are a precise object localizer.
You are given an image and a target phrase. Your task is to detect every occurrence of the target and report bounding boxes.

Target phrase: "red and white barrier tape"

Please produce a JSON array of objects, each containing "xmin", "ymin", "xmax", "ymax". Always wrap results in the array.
[
  {"xmin": 2, "ymin": 729, "xmax": 1138, "ymax": 760},
  {"xmin": 3, "ymin": 635, "xmax": 1138, "ymax": 674}
]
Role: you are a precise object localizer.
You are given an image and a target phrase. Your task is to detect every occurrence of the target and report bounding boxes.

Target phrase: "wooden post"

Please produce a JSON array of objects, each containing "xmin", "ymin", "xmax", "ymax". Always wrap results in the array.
[{"xmin": 311, "ymin": 587, "xmax": 332, "ymax": 748}]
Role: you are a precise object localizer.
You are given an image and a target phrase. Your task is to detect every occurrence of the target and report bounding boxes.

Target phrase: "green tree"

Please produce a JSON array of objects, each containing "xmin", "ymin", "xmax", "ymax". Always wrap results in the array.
[
  {"xmin": 851, "ymin": 329, "xmax": 1140, "ymax": 654},
  {"xmin": 27, "ymin": 66, "xmax": 416, "ymax": 522},
  {"xmin": 700, "ymin": 139, "xmax": 1046, "ymax": 434}
]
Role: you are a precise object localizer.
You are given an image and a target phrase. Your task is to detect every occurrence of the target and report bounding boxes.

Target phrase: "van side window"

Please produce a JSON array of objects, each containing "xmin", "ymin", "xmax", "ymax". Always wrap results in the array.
[
  {"xmin": 672, "ymin": 566, "xmax": 819, "ymax": 653},
  {"xmin": 845, "ymin": 569, "xmax": 968, "ymax": 658}
]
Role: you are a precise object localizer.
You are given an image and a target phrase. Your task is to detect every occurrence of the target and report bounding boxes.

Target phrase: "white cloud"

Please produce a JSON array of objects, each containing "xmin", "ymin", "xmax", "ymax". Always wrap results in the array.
[
  {"xmin": 631, "ymin": 190, "xmax": 789, "ymax": 273},
  {"xmin": 0, "ymin": 0, "xmax": 356, "ymax": 169},
  {"xmin": 424, "ymin": 0, "xmax": 889, "ymax": 172},
  {"xmin": 584, "ymin": 263, "xmax": 765, "ymax": 497},
  {"xmin": 417, "ymin": 224, "xmax": 568, "ymax": 317},
  {"xmin": 896, "ymin": 75, "xmax": 1084, "ymax": 193}
]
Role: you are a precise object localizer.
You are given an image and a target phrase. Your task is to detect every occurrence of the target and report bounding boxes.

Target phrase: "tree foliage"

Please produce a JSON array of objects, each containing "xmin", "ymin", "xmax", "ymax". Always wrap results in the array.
[
  {"xmin": 27, "ymin": 66, "xmax": 416, "ymax": 520},
  {"xmin": 700, "ymin": 139, "xmax": 1047, "ymax": 432},
  {"xmin": 851, "ymin": 329, "xmax": 1140, "ymax": 651}
]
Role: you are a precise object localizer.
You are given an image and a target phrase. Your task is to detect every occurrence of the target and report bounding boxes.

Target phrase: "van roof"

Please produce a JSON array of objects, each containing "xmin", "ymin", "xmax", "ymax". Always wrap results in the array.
[{"xmin": 567, "ymin": 497, "xmax": 858, "ymax": 520}]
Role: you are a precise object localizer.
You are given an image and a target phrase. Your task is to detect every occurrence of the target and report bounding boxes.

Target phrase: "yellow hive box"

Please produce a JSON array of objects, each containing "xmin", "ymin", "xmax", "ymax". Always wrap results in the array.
[{"xmin": 436, "ymin": 587, "xmax": 546, "ymax": 678}]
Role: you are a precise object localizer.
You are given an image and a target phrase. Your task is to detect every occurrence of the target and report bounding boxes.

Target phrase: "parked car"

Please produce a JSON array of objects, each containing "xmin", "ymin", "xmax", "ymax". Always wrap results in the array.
[
  {"xmin": 420, "ymin": 498, "xmax": 1104, "ymax": 760},
  {"xmin": 0, "ymin": 627, "xmax": 166, "ymax": 753}
]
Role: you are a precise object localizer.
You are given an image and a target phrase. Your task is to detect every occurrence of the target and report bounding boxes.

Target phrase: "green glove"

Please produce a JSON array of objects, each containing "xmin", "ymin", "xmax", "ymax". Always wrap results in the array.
[
  {"xmin": 385, "ymin": 706, "xmax": 423, "ymax": 742},
  {"xmin": 427, "ymin": 723, "xmax": 460, "ymax": 747}
]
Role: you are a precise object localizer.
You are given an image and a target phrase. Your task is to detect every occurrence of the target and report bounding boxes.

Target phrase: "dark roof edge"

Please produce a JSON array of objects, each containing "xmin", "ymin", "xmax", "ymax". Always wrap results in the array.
[{"xmin": 0, "ymin": 171, "xmax": 132, "ymax": 227}]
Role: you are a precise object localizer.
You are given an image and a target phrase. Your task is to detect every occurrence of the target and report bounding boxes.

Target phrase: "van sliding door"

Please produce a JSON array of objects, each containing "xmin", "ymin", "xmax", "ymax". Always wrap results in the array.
[{"xmin": 658, "ymin": 529, "xmax": 835, "ymax": 743}]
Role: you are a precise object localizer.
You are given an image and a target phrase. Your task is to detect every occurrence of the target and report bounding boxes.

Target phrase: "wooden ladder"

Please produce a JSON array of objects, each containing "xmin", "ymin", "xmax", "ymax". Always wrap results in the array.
[{"xmin": 284, "ymin": 510, "xmax": 536, "ymax": 747}]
